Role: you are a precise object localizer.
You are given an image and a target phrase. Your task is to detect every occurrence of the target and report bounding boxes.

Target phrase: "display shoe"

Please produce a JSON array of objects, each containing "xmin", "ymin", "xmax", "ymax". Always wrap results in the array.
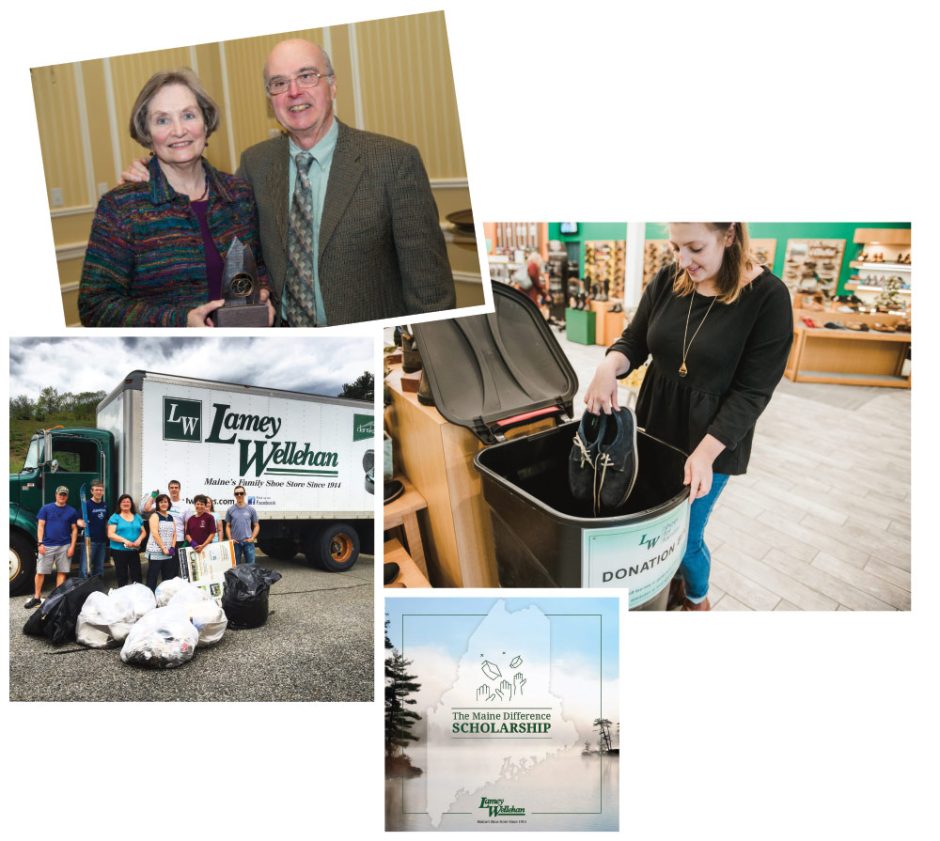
[
  {"xmin": 682, "ymin": 597, "xmax": 711, "ymax": 611},
  {"xmin": 595, "ymin": 406, "xmax": 640, "ymax": 512},
  {"xmin": 569, "ymin": 412, "xmax": 607, "ymax": 507},
  {"xmin": 401, "ymin": 332, "xmax": 422, "ymax": 373},
  {"xmin": 823, "ymin": 321, "xmax": 846, "ymax": 329},
  {"xmin": 608, "ymin": 302, "xmax": 623, "ymax": 313},
  {"xmin": 384, "ymin": 479, "xmax": 405, "ymax": 505},
  {"xmin": 384, "ymin": 562, "xmax": 401, "ymax": 586},
  {"xmin": 417, "ymin": 370, "xmax": 435, "ymax": 406},
  {"xmin": 801, "ymin": 317, "xmax": 820, "ymax": 329},
  {"xmin": 666, "ymin": 575, "xmax": 686, "ymax": 610}
]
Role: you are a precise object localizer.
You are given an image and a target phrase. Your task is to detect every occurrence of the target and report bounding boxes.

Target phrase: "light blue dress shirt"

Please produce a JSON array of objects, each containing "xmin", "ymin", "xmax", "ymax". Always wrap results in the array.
[{"xmin": 285, "ymin": 118, "xmax": 339, "ymax": 325}]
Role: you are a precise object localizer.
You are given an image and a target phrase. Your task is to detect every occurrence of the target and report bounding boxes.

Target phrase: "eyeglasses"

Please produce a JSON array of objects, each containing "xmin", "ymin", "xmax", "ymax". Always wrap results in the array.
[
  {"xmin": 234, "ymin": 491, "xmax": 246, "ymax": 496},
  {"xmin": 266, "ymin": 70, "xmax": 333, "ymax": 96}
]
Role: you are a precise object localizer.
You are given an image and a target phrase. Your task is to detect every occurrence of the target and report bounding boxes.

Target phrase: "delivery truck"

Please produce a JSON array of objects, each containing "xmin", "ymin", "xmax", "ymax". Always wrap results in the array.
[{"xmin": 10, "ymin": 370, "xmax": 375, "ymax": 595}]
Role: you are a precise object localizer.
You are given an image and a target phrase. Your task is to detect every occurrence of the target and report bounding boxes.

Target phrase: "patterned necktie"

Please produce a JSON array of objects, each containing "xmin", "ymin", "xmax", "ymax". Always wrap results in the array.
[{"xmin": 284, "ymin": 152, "xmax": 317, "ymax": 326}]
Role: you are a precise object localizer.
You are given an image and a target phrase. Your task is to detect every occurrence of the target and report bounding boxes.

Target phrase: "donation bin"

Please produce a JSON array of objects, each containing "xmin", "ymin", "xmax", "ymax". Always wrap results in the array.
[{"xmin": 413, "ymin": 283, "xmax": 690, "ymax": 609}]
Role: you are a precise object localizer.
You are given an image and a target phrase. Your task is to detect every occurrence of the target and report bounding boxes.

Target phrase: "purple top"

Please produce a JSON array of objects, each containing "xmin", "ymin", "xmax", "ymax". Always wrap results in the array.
[{"xmin": 191, "ymin": 199, "xmax": 223, "ymax": 301}]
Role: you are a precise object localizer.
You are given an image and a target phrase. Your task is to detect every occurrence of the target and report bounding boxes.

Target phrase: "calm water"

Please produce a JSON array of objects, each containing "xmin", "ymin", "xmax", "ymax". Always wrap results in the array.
[{"xmin": 386, "ymin": 746, "xmax": 618, "ymax": 831}]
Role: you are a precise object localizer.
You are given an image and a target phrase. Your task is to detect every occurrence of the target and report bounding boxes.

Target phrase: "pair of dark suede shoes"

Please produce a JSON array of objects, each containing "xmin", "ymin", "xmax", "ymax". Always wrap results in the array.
[{"xmin": 569, "ymin": 407, "xmax": 639, "ymax": 516}]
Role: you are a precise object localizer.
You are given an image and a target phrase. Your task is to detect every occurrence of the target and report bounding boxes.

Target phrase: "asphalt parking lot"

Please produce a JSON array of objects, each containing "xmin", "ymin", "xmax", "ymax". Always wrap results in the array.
[{"xmin": 8, "ymin": 551, "xmax": 375, "ymax": 702}]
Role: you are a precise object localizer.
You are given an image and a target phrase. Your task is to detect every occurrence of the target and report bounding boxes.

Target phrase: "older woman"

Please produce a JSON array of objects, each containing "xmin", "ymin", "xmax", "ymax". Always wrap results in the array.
[{"xmin": 79, "ymin": 69, "xmax": 273, "ymax": 327}]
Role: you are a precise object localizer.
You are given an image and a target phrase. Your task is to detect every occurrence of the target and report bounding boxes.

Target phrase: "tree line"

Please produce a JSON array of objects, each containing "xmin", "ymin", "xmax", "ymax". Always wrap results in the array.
[
  {"xmin": 10, "ymin": 387, "xmax": 105, "ymax": 422},
  {"xmin": 10, "ymin": 372, "xmax": 373, "ymax": 425}
]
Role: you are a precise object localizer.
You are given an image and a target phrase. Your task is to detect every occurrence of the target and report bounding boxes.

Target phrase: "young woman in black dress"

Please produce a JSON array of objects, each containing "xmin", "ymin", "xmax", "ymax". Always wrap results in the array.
[{"xmin": 584, "ymin": 223, "xmax": 793, "ymax": 610}]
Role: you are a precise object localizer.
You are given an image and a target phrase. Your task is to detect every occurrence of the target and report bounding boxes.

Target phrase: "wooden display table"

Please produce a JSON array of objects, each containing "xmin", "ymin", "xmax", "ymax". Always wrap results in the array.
[
  {"xmin": 588, "ymin": 300, "xmax": 626, "ymax": 346},
  {"xmin": 385, "ymin": 365, "xmax": 557, "ymax": 587},
  {"xmin": 385, "ymin": 366, "xmax": 499, "ymax": 587},
  {"xmin": 785, "ymin": 310, "xmax": 911, "ymax": 388},
  {"xmin": 383, "ymin": 476, "xmax": 429, "ymax": 579},
  {"xmin": 383, "ymin": 538, "xmax": 431, "ymax": 588}
]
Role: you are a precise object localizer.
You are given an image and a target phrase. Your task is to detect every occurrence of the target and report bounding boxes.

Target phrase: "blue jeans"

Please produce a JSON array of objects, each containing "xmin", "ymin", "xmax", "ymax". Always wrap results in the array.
[
  {"xmin": 679, "ymin": 473, "xmax": 730, "ymax": 602},
  {"xmin": 233, "ymin": 541, "xmax": 256, "ymax": 565},
  {"xmin": 82, "ymin": 540, "xmax": 108, "ymax": 578},
  {"xmin": 78, "ymin": 541, "xmax": 108, "ymax": 578}
]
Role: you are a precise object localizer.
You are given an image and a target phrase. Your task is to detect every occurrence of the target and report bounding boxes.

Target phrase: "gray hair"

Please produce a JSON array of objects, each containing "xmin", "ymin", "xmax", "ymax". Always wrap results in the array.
[
  {"xmin": 129, "ymin": 68, "xmax": 220, "ymax": 148},
  {"xmin": 263, "ymin": 42, "xmax": 335, "ymax": 88}
]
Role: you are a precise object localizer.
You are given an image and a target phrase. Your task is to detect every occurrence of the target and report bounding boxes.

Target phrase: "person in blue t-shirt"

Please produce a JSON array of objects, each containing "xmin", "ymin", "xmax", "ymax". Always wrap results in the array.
[
  {"xmin": 79, "ymin": 479, "xmax": 110, "ymax": 578},
  {"xmin": 25, "ymin": 486, "xmax": 80, "ymax": 609},
  {"xmin": 107, "ymin": 494, "xmax": 146, "ymax": 586}
]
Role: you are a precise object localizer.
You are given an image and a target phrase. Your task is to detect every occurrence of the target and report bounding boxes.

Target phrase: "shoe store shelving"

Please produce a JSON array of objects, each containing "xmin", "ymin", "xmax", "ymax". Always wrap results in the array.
[
  {"xmin": 845, "ymin": 227, "xmax": 912, "ymax": 305},
  {"xmin": 781, "ymin": 238, "xmax": 846, "ymax": 297},
  {"xmin": 584, "ymin": 240, "xmax": 626, "ymax": 301},
  {"xmin": 785, "ymin": 308, "xmax": 911, "ymax": 388}
]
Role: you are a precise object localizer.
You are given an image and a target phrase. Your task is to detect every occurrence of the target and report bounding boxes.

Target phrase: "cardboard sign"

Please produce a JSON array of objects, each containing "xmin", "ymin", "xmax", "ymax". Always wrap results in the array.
[{"xmin": 177, "ymin": 540, "xmax": 236, "ymax": 603}]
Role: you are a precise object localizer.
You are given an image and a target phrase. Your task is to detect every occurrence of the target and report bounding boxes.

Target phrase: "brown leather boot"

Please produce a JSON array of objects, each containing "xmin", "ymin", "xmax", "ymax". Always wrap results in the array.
[
  {"xmin": 682, "ymin": 597, "xmax": 711, "ymax": 611},
  {"xmin": 666, "ymin": 576, "xmax": 686, "ymax": 610}
]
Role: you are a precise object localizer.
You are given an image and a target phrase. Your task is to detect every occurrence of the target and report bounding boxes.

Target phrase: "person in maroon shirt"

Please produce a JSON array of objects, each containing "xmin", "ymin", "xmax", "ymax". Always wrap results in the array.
[{"xmin": 185, "ymin": 495, "xmax": 217, "ymax": 552}]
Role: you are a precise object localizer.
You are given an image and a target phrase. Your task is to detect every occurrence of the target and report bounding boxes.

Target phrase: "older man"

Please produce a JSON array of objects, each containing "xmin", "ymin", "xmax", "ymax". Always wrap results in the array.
[{"xmin": 127, "ymin": 39, "xmax": 456, "ymax": 326}]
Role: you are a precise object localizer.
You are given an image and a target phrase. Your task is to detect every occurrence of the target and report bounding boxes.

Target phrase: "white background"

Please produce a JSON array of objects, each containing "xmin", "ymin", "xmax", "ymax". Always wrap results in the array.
[{"xmin": 1, "ymin": 0, "xmax": 936, "ymax": 838}]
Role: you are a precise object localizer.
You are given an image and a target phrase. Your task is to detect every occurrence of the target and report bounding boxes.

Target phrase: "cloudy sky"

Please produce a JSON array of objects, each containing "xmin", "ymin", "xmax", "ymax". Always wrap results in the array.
[
  {"xmin": 387, "ymin": 598, "xmax": 619, "ymax": 741},
  {"xmin": 8, "ymin": 337, "xmax": 373, "ymax": 399}
]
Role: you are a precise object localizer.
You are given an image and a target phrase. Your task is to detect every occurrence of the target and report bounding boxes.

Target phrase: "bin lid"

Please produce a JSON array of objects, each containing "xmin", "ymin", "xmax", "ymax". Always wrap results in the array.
[{"xmin": 412, "ymin": 283, "xmax": 578, "ymax": 445}]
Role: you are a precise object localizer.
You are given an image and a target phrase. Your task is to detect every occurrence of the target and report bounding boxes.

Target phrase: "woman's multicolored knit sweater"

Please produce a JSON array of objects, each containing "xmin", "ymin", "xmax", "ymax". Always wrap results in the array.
[{"xmin": 79, "ymin": 155, "xmax": 268, "ymax": 326}]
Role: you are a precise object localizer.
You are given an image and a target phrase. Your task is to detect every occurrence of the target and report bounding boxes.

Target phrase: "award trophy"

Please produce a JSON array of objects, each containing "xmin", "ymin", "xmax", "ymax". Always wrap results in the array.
[{"xmin": 214, "ymin": 238, "xmax": 269, "ymax": 327}]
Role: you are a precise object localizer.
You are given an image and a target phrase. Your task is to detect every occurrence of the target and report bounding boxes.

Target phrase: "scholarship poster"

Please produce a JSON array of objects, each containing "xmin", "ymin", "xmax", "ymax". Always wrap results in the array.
[{"xmin": 385, "ymin": 597, "xmax": 619, "ymax": 831}]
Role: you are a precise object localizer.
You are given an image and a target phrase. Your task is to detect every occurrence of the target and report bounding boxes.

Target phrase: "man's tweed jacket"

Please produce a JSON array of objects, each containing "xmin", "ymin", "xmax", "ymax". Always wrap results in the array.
[{"xmin": 238, "ymin": 120, "xmax": 456, "ymax": 325}]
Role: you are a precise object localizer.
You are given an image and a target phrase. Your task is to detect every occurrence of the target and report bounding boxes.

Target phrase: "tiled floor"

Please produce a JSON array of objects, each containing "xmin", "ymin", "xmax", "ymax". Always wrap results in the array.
[{"xmin": 554, "ymin": 325, "xmax": 912, "ymax": 611}]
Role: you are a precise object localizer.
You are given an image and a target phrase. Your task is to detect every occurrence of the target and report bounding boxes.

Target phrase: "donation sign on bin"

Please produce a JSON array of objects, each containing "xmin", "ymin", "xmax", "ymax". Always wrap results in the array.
[{"xmin": 413, "ymin": 283, "xmax": 691, "ymax": 610}]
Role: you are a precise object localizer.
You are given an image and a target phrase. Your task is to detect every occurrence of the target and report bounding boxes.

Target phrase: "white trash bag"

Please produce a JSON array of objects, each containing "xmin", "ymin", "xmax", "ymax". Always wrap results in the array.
[
  {"xmin": 154, "ymin": 577, "xmax": 189, "ymax": 607},
  {"xmin": 120, "ymin": 605, "xmax": 199, "ymax": 669},
  {"xmin": 76, "ymin": 591, "xmax": 121, "ymax": 648},
  {"xmin": 185, "ymin": 600, "xmax": 228, "ymax": 647},
  {"xmin": 168, "ymin": 583, "xmax": 227, "ymax": 646},
  {"xmin": 109, "ymin": 583, "xmax": 157, "ymax": 641},
  {"xmin": 167, "ymin": 581, "xmax": 210, "ymax": 608}
]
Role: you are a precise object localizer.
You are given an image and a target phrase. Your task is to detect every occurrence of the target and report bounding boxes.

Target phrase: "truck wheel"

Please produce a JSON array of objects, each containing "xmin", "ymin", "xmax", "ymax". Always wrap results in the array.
[
  {"xmin": 257, "ymin": 538, "xmax": 298, "ymax": 561},
  {"xmin": 307, "ymin": 524, "xmax": 360, "ymax": 572},
  {"xmin": 10, "ymin": 532, "xmax": 36, "ymax": 596}
]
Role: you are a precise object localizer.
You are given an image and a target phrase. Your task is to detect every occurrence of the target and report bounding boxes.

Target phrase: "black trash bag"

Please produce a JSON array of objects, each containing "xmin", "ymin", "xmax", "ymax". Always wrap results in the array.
[
  {"xmin": 222, "ymin": 565, "xmax": 282, "ymax": 629},
  {"xmin": 23, "ymin": 575, "xmax": 107, "ymax": 645}
]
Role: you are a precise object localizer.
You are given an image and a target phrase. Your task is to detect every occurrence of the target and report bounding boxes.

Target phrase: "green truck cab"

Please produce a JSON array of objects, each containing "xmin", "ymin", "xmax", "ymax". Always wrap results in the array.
[{"xmin": 9, "ymin": 427, "xmax": 115, "ymax": 595}]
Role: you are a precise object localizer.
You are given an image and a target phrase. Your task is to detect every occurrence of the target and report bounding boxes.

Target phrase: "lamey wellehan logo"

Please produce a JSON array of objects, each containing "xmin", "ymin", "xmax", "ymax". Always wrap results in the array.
[{"xmin": 164, "ymin": 397, "xmax": 202, "ymax": 442}]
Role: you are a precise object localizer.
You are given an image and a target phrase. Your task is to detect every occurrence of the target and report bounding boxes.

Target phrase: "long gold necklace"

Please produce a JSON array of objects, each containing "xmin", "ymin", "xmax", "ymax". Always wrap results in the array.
[{"xmin": 679, "ymin": 292, "xmax": 717, "ymax": 377}]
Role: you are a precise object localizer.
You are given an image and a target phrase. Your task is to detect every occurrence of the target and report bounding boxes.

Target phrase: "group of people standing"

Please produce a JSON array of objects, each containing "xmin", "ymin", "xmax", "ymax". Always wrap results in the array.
[{"xmin": 26, "ymin": 480, "xmax": 259, "ymax": 609}]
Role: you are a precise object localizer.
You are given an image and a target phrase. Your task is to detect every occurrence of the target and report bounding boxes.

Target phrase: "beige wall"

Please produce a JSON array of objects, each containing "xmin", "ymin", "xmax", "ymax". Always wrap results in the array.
[{"xmin": 32, "ymin": 11, "xmax": 480, "ymax": 326}]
